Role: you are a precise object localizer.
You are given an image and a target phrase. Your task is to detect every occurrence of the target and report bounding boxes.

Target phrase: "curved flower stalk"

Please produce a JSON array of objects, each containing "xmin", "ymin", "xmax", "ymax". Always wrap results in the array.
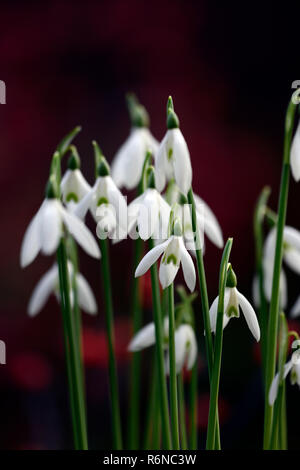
[
  {"xmin": 209, "ymin": 264, "xmax": 260, "ymax": 341},
  {"xmin": 135, "ymin": 220, "xmax": 196, "ymax": 292},
  {"xmin": 111, "ymin": 95, "xmax": 158, "ymax": 190},
  {"xmin": 262, "ymin": 225, "xmax": 300, "ymax": 309},
  {"xmin": 166, "ymin": 181, "xmax": 223, "ymax": 250},
  {"xmin": 155, "ymin": 97, "xmax": 192, "ymax": 196},
  {"xmin": 20, "ymin": 179, "xmax": 101, "ymax": 268},
  {"xmin": 128, "ymin": 319, "xmax": 197, "ymax": 375},
  {"xmin": 28, "ymin": 261, "xmax": 97, "ymax": 317},
  {"xmin": 128, "ymin": 168, "xmax": 171, "ymax": 242},
  {"xmin": 290, "ymin": 119, "xmax": 300, "ymax": 181},
  {"xmin": 76, "ymin": 144, "xmax": 128, "ymax": 241},
  {"xmin": 61, "ymin": 147, "xmax": 91, "ymax": 213}
]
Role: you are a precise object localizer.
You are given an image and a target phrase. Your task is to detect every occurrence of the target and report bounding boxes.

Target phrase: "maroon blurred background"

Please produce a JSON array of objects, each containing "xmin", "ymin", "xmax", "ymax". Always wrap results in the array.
[{"xmin": 1, "ymin": 0, "xmax": 300, "ymax": 449}]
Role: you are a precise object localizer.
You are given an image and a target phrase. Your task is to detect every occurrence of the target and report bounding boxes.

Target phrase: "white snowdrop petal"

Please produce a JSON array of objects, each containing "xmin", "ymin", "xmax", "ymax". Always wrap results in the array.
[
  {"xmin": 290, "ymin": 295, "xmax": 300, "ymax": 318},
  {"xmin": 194, "ymin": 194, "xmax": 223, "ymax": 246},
  {"xmin": 20, "ymin": 205, "xmax": 43, "ymax": 267},
  {"xmin": 128, "ymin": 322, "xmax": 156, "ymax": 351},
  {"xmin": 61, "ymin": 207, "xmax": 101, "ymax": 259},
  {"xmin": 174, "ymin": 326, "xmax": 187, "ymax": 373},
  {"xmin": 74, "ymin": 189, "xmax": 94, "ymax": 220},
  {"xmin": 135, "ymin": 240, "xmax": 169, "ymax": 277},
  {"xmin": 268, "ymin": 361, "xmax": 293, "ymax": 405},
  {"xmin": 137, "ymin": 190, "xmax": 159, "ymax": 240},
  {"xmin": 172, "ymin": 129, "xmax": 192, "ymax": 196},
  {"xmin": 159, "ymin": 260, "xmax": 180, "ymax": 289},
  {"xmin": 283, "ymin": 226, "xmax": 300, "ymax": 253},
  {"xmin": 106, "ymin": 176, "xmax": 128, "ymax": 233},
  {"xmin": 201, "ymin": 213, "xmax": 224, "ymax": 249},
  {"xmin": 284, "ymin": 247, "xmax": 300, "ymax": 274},
  {"xmin": 76, "ymin": 273, "xmax": 97, "ymax": 314},
  {"xmin": 28, "ymin": 265, "xmax": 58, "ymax": 316},
  {"xmin": 290, "ymin": 121, "xmax": 300, "ymax": 182},
  {"xmin": 237, "ymin": 290, "xmax": 260, "ymax": 342},
  {"xmin": 186, "ymin": 327, "xmax": 197, "ymax": 370},
  {"xmin": 155, "ymin": 133, "xmax": 168, "ymax": 192},
  {"xmin": 179, "ymin": 239, "xmax": 196, "ymax": 292},
  {"xmin": 209, "ymin": 288, "xmax": 231, "ymax": 333},
  {"xmin": 40, "ymin": 200, "xmax": 62, "ymax": 255}
]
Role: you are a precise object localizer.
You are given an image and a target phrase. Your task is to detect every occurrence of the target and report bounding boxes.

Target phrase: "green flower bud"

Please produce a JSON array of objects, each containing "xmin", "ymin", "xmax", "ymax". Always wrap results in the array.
[
  {"xmin": 166, "ymin": 96, "xmax": 179, "ymax": 129},
  {"xmin": 126, "ymin": 93, "xmax": 149, "ymax": 128},
  {"xmin": 67, "ymin": 146, "xmax": 81, "ymax": 170},
  {"xmin": 226, "ymin": 264, "xmax": 237, "ymax": 288},
  {"xmin": 45, "ymin": 176, "xmax": 57, "ymax": 199},
  {"xmin": 92, "ymin": 141, "xmax": 110, "ymax": 177}
]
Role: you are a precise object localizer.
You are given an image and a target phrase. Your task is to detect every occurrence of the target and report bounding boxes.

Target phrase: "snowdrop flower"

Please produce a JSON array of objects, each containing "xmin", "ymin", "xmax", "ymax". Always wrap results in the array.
[
  {"xmin": 135, "ymin": 220, "xmax": 196, "ymax": 292},
  {"xmin": 76, "ymin": 151, "xmax": 128, "ymax": 241},
  {"xmin": 263, "ymin": 225, "xmax": 300, "ymax": 308},
  {"xmin": 165, "ymin": 181, "xmax": 223, "ymax": 250},
  {"xmin": 269, "ymin": 360, "xmax": 300, "ymax": 405},
  {"xmin": 209, "ymin": 265, "xmax": 260, "ymax": 341},
  {"xmin": 155, "ymin": 97, "xmax": 192, "ymax": 196},
  {"xmin": 111, "ymin": 95, "xmax": 158, "ymax": 190},
  {"xmin": 28, "ymin": 262, "xmax": 97, "ymax": 317},
  {"xmin": 128, "ymin": 317, "xmax": 169, "ymax": 352},
  {"xmin": 60, "ymin": 149, "xmax": 91, "ymax": 213},
  {"xmin": 128, "ymin": 319, "xmax": 197, "ymax": 375},
  {"xmin": 164, "ymin": 324, "xmax": 197, "ymax": 374},
  {"xmin": 20, "ymin": 179, "xmax": 101, "ymax": 268},
  {"xmin": 290, "ymin": 120, "xmax": 300, "ymax": 182},
  {"xmin": 128, "ymin": 167, "xmax": 171, "ymax": 241}
]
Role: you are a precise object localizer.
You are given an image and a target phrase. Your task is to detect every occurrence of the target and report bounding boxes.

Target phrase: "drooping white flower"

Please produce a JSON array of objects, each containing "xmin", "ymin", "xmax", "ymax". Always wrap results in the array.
[
  {"xmin": 128, "ymin": 187, "xmax": 171, "ymax": 241},
  {"xmin": 209, "ymin": 266, "xmax": 260, "ymax": 341},
  {"xmin": 165, "ymin": 182, "xmax": 224, "ymax": 251},
  {"xmin": 76, "ymin": 158, "xmax": 128, "ymax": 241},
  {"xmin": 291, "ymin": 120, "xmax": 300, "ymax": 182},
  {"xmin": 135, "ymin": 232, "xmax": 196, "ymax": 292},
  {"xmin": 111, "ymin": 128, "xmax": 159, "ymax": 190},
  {"xmin": 61, "ymin": 153, "xmax": 91, "ymax": 214},
  {"xmin": 269, "ymin": 360, "xmax": 300, "ymax": 405},
  {"xmin": 128, "ymin": 317, "xmax": 169, "ymax": 352},
  {"xmin": 155, "ymin": 97, "xmax": 192, "ymax": 196},
  {"xmin": 20, "ymin": 190, "xmax": 101, "ymax": 268},
  {"xmin": 128, "ymin": 319, "xmax": 197, "ymax": 375},
  {"xmin": 263, "ymin": 225, "xmax": 300, "ymax": 308},
  {"xmin": 164, "ymin": 324, "xmax": 197, "ymax": 374},
  {"xmin": 28, "ymin": 262, "xmax": 97, "ymax": 317}
]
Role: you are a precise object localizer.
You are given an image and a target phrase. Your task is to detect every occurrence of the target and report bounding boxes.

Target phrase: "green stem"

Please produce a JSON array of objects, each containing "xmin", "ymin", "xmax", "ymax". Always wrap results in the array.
[
  {"xmin": 68, "ymin": 237, "xmax": 87, "ymax": 416},
  {"xmin": 167, "ymin": 283, "xmax": 180, "ymax": 449},
  {"xmin": 206, "ymin": 238, "xmax": 233, "ymax": 450},
  {"xmin": 143, "ymin": 359, "xmax": 158, "ymax": 450},
  {"xmin": 128, "ymin": 236, "xmax": 143, "ymax": 449},
  {"xmin": 57, "ymin": 239, "xmax": 88, "ymax": 450},
  {"xmin": 189, "ymin": 361, "xmax": 198, "ymax": 450},
  {"xmin": 99, "ymin": 238, "xmax": 123, "ymax": 450},
  {"xmin": 178, "ymin": 372, "xmax": 188, "ymax": 450},
  {"xmin": 263, "ymin": 97, "xmax": 298, "ymax": 449},
  {"xmin": 253, "ymin": 187, "xmax": 271, "ymax": 384},
  {"xmin": 187, "ymin": 188, "xmax": 220, "ymax": 448},
  {"xmin": 148, "ymin": 238, "xmax": 172, "ymax": 450},
  {"xmin": 279, "ymin": 381, "xmax": 287, "ymax": 450}
]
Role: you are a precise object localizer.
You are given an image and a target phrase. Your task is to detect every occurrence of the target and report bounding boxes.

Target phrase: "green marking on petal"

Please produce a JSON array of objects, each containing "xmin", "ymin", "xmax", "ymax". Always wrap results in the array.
[
  {"xmin": 290, "ymin": 367, "xmax": 297, "ymax": 385},
  {"xmin": 226, "ymin": 305, "xmax": 239, "ymax": 318},
  {"xmin": 66, "ymin": 192, "xmax": 79, "ymax": 203},
  {"xmin": 168, "ymin": 148, "xmax": 173, "ymax": 161},
  {"xmin": 167, "ymin": 254, "xmax": 177, "ymax": 265},
  {"xmin": 97, "ymin": 197, "xmax": 109, "ymax": 206}
]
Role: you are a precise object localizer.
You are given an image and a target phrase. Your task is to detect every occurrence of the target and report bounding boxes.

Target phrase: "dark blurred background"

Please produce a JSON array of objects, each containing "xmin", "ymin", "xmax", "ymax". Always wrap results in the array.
[{"xmin": 1, "ymin": 0, "xmax": 300, "ymax": 450}]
